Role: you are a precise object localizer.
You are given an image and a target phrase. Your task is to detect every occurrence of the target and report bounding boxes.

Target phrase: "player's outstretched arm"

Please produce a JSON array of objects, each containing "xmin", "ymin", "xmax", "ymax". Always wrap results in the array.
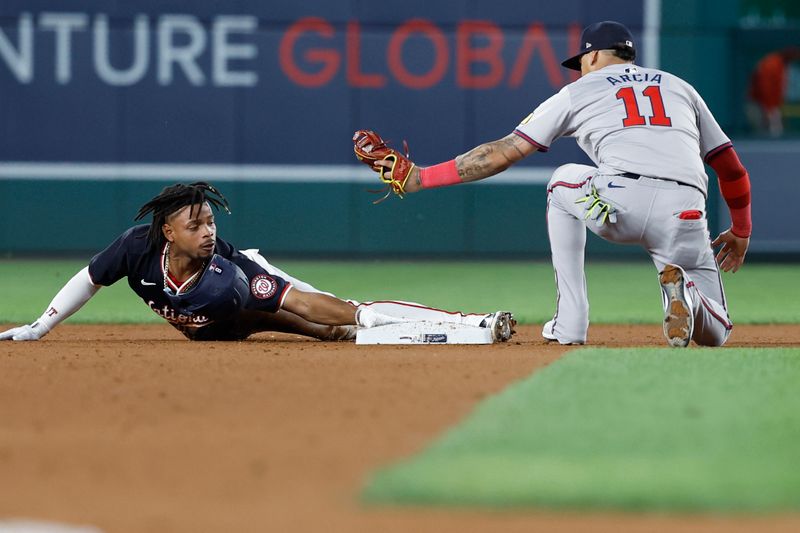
[
  {"xmin": 374, "ymin": 133, "xmax": 537, "ymax": 194},
  {"xmin": 0, "ymin": 266, "xmax": 101, "ymax": 341},
  {"xmin": 452, "ymin": 133, "xmax": 538, "ymax": 184}
]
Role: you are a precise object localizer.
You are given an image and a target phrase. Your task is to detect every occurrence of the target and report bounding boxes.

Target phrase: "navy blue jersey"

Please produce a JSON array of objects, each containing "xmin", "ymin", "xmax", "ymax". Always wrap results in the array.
[{"xmin": 88, "ymin": 225, "xmax": 291, "ymax": 336}]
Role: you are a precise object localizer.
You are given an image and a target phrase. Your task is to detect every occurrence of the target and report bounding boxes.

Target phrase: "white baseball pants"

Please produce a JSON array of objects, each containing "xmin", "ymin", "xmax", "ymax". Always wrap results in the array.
[{"xmin": 241, "ymin": 249, "xmax": 490, "ymax": 328}]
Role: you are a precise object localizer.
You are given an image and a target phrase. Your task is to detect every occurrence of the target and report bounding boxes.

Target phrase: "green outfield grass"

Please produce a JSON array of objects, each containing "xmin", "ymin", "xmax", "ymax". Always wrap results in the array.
[
  {"xmin": 0, "ymin": 260, "xmax": 798, "ymax": 324},
  {"xmin": 363, "ymin": 347, "xmax": 800, "ymax": 512}
]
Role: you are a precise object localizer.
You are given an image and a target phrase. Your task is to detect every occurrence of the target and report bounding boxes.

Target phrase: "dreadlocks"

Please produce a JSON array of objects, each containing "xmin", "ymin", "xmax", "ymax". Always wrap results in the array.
[{"xmin": 135, "ymin": 182, "xmax": 231, "ymax": 251}]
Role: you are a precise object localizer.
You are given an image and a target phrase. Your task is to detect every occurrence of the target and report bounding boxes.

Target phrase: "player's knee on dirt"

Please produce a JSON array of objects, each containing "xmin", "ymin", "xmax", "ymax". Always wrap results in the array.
[{"xmin": 692, "ymin": 326, "xmax": 731, "ymax": 347}]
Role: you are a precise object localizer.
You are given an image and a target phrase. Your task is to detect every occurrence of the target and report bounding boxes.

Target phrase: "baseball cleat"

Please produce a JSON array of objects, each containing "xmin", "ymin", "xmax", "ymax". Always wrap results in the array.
[
  {"xmin": 481, "ymin": 311, "xmax": 516, "ymax": 342},
  {"xmin": 659, "ymin": 264, "xmax": 694, "ymax": 348},
  {"xmin": 541, "ymin": 319, "xmax": 585, "ymax": 345},
  {"xmin": 542, "ymin": 319, "xmax": 558, "ymax": 342}
]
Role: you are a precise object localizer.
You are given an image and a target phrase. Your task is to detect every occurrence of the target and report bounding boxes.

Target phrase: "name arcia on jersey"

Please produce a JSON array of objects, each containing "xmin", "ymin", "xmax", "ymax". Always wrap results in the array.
[
  {"xmin": 606, "ymin": 73, "xmax": 662, "ymax": 86},
  {"xmin": 148, "ymin": 300, "xmax": 211, "ymax": 326}
]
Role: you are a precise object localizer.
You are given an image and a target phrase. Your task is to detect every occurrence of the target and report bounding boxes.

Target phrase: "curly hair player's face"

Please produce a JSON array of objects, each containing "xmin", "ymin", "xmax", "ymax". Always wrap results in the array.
[{"xmin": 162, "ymin": 202, "xmax": 217, "ymax": 260}]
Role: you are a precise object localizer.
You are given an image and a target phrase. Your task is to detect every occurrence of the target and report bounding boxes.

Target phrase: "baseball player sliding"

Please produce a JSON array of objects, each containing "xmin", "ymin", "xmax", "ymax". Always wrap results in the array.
[
  {"xmin": 354, "ymin": 21, "xmax": 751, "ymax": 348},
  {"xmin": 0, "ymin": 182, "xmax": 514, "ymax": 342}
]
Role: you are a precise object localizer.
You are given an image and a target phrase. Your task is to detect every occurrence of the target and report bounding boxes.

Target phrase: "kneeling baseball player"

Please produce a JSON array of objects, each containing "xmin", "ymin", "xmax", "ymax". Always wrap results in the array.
[
  {"xmin": 0, "ymin": 182, "xmax": 514, "ymax": 343},
  {"xmin": 352, "ymin": 21, "xmax": 751, "ymax": 348}
]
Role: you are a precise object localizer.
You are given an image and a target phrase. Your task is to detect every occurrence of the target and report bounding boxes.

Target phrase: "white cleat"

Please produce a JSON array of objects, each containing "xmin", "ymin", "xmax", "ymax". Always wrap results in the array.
[
  {"xmin": 659, "ymin": 264, "xmax": 695, "ymax": 348},
  {"xmin": 481, "ymin": 311, "xmax": 516, "ymax": 342},
  {"xmin": 542, "ymin": 320, "xmax": 558, "ymax": 341},
  {"xmin": 541, "ymin": 319, "xmax": 585, "ymax": 345}
]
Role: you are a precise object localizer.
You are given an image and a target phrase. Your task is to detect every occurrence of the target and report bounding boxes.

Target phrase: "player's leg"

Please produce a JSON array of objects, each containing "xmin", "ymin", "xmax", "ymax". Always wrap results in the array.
[
  {"xmin": 356, "ymin": 301, "xmax": 515, "ymax": 342},
  {"xmin": 545, "ymin": 168, "xmax": 656, "ymax": 344},
  {"xmin": 677, "ymin": 263, "xmax": 731, "ymax": 346},
  {"xmin": 647, "ymin": 186, "xmax": 732, "ymax": 347},
  {"xmin": 358, "ymin": 301, "xmax": 488, "ymax": 326},
  {"xmin": 240, "ymin": 250, "xmax": 513, "ymax": 340},
  {"xmin": 544, "ymin": 164, "xmax": 596, "ymax": 344},
  {"xmin": 653, "ymin": 261, "xmax": 732, "ymax": 347}
]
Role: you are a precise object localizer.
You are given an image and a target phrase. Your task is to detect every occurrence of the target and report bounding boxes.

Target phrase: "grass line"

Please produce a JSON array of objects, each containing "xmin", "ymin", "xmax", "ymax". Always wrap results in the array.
[{"xmin": 363, "ymin": 347, "xmax": 800, "ymax": 511}]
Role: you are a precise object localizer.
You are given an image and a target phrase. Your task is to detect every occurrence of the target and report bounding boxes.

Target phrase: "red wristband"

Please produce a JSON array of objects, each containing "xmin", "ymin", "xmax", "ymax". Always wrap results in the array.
[{"xmin": 419, "ymin": 159, "xmax": 461, "ymax": 189}]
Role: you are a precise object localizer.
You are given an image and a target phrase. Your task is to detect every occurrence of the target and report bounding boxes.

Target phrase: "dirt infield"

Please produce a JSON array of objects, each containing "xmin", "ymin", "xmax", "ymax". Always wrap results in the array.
[{"xmin": 1, "ymin": 323, "xmax": 799, "ymax": 533}]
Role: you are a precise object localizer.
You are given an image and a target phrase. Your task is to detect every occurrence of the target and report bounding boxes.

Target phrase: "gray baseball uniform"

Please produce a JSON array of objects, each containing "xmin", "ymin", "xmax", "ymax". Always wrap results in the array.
[{"xmin": 514, "ymin": 63, "xmax": 733, "ymax": 345}]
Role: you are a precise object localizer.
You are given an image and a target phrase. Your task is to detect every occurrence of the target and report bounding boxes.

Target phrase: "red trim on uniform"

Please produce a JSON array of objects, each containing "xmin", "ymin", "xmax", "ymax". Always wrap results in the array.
[
  {"xmin": 513, "ymin": 129, "xmax": 549, "ymax": 152},
  {"xmin": 698, "ymin": 293, "xmax": 733, "ymax": 330},
  {"xmin": 277, "ymin": 283, "xmax": 293, "ymax": 309},
  {"xmin": 547, "ymin": 177, "xmax": 592, "ymax": 194},
  {"xmin": 360, "ymin": 300, "xmax": 485, "ymax": 318},
  {"xmin": 688, "ymin": 281, "xmax": 732, "ymax": 330},
  {"xmin": 703, "ymin": 142, "xmax": 733, "ymax": 163},
  {"xmin": 167, "ymin": 272, "xmax": 185, "ymax": 288}
]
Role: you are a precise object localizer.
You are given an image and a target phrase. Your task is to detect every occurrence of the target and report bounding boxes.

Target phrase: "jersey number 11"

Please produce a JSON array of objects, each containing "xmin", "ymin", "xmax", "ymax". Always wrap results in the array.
[{"xmin": 615, "ymin": 86, "xmax": 673, "ymax": 127}]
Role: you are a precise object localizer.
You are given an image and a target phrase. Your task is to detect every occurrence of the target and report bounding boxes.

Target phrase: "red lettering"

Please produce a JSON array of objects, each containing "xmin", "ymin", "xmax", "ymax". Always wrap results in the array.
[
  {"xmin": 457, "ymin": 20, "xmax": 504, "ymax": 89},
  {"xmin": 347, "ymin": 21, "xmax": 386, "ymax": 88},
  {"xmin": 388, "ymin": 19, "xmax": 448, "ymax": 89},
  {"xmin": 508, "ymin": 22, "xmax": 562, "ymax": 89},
  {"xmin": 279, "ymin": 17, "xmax": 585, "ymax": 91},
  {"xmin": 279, "ymin": 17, "xmax": 340, "ymax": 88}
]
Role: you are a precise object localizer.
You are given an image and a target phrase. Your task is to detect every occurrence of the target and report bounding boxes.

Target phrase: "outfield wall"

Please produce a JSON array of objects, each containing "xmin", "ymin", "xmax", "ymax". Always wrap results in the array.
[{"xmin": 0, "ymin": 0, "xmax": 796, "ymax": 257}]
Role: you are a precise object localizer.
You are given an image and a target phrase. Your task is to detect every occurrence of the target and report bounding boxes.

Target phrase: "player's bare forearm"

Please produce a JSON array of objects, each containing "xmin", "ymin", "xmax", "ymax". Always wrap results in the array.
[
  {"xmin": 282, "ymin": 289, "xmax": 357, "ymax": 325},
  {"xmin": 455, "ymin": 134, "xmax": 533, "ymax": 183},
  {"xmin": 395, "ymin": 133, "xmax": 534, "ymax": 194}
]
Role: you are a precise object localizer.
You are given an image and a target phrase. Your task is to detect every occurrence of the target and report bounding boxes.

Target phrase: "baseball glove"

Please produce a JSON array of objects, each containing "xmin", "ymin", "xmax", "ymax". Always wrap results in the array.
[{"xmin": 353, "ymin": 130, "xmax": 415, "ymax": 203}]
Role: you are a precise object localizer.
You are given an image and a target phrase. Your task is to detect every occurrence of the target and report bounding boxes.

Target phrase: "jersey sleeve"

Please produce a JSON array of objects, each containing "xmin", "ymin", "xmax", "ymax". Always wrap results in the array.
[
  {"xmin": 694, "ymin": 88, "xmax": 732, "ymax": 162},
  {"xmin": 230, "ymin": 251, "xmax": 292, "ymax": 313},
  {"xmin": 87, "ymin": 227, "xmax": 139, "ymax": 286},
  {"xmin": 512, "ymin": 86, "xmax": 572, "ymax": 151}
]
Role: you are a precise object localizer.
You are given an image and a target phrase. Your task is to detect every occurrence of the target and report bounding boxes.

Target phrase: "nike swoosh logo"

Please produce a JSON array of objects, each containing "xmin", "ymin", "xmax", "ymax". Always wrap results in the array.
[
  {"xmin": 141, "ymin": 279, "xmax": 157, "ymax": 286},
  {"xmin": 607, "ymin": 182, "xmax": 626, "ymax": 188}
]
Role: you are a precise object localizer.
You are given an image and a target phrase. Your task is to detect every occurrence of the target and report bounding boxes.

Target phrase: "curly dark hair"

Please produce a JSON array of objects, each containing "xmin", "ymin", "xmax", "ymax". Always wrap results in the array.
[{"xmin": 134, "ymin": 182, "xmax": 231, "ymax": 251}]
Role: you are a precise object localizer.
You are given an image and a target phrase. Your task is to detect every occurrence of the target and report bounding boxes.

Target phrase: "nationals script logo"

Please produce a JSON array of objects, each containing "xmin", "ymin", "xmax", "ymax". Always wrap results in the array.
[{"xmin": 250, "ymin": 274, "xmax": 277, "ymax": 300}]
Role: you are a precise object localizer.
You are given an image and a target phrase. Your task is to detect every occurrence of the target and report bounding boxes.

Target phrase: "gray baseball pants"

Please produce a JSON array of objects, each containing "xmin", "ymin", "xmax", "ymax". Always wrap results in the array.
[{"xmin": 544, "ymin": 163, "xmax": 733, "ymax": 346}]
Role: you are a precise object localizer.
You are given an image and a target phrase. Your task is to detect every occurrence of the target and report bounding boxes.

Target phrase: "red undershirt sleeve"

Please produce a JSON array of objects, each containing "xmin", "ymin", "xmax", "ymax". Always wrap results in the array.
[{"xmin": 706, "ymin": 146, "xmax": 752, "ymax": 238}]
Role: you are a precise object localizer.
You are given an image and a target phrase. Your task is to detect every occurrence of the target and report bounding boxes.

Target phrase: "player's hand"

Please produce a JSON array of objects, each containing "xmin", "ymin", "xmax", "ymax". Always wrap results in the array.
[
  {"xmin": 373, "ymin": 161, "xmax": 422, "ymax": 193},
  {"xmin": 712, "ymin": 229, "xmax": 749, "ymax": 273},
  {"xmin": 0, "ymin": 322, "xmax": 49, "ymax": 341}
]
